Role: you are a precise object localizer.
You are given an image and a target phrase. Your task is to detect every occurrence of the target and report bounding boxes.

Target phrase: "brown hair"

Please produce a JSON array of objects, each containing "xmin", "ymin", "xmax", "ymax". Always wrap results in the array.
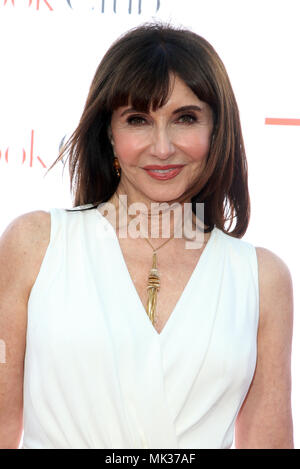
[{"xmin": 46, "ymin": 22, "xmax": 250, "ymax": 238}]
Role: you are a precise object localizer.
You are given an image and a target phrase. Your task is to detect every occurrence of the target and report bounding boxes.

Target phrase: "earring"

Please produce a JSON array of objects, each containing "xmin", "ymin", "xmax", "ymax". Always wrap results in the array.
[{"xmin": 113, "ymin": 157, "xmax": 121, "ymax": 177}]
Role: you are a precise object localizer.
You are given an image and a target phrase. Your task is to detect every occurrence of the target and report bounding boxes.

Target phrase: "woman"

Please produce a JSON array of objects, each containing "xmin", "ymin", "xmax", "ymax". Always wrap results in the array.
[{"xmin": 0, "ymin": 23, "xmax": 294, "ymax": 449}]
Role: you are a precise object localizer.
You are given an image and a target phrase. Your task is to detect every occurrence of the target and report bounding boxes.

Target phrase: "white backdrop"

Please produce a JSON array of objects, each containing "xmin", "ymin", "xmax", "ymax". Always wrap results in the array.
[{"xmin": 0, "ymin": 0, "xmax": 299, "ymax": 448}]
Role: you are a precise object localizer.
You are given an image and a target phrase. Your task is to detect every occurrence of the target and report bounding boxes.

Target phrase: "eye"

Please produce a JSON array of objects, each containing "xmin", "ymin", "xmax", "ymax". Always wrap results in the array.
[
  {"xmin": 176, "ymin": 114, "xmax": 198, "ymax": 124},
  {"xmin": 126, "ymin": 115, "xmax": 148, "ymax": 126}
]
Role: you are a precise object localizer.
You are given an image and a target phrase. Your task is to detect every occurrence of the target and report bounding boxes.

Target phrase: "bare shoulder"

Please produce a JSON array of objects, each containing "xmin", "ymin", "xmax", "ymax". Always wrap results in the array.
[
  {"xmin": 0, "ymin": 210, "xmax": 51, "ymax": 297},
  {"xmin": 255, "ymin": 246, "xmax": 293, "ymax": 280},
  {"xmin": 255, "ymin": 246, "xmax": 293, "ymax": 326},
  {"xmin": 1, "ymin": 209, "xmax": 50, "ymax": 239}
]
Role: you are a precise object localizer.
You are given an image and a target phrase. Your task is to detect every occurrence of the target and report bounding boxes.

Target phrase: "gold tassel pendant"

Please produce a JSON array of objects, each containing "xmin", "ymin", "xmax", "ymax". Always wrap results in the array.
[{"xmin": 146, "ymin": 252, "xmax": 160, "ymax": 325}]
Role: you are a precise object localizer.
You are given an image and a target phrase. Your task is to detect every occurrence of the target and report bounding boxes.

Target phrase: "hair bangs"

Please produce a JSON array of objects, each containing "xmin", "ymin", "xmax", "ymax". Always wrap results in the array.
[
  {"xmin": 106, "ymin": 44, "xmax": 175, "ymax": 113},
  {"xmin": 166, "ymin": 42, "xmax": 218, "ymax": 114}
]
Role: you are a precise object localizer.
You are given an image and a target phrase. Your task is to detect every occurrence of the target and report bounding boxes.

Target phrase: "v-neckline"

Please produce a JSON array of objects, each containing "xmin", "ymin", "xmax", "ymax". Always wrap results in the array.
[{"xmin": 94, "ymin": 205, "xmax": 217, "ymax": 338}]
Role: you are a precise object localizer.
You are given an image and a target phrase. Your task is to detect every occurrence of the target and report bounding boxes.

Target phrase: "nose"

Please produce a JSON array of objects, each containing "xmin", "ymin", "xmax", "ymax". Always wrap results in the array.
[{"xmin": 149, "ymin": 127, "xmax": 176, "ymax": 160}]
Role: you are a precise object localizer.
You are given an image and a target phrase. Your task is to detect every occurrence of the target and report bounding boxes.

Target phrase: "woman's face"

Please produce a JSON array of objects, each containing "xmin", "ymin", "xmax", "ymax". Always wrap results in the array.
[{"xmin": 109, "ymin": 75, "xmax": 214, "ymax": 207}]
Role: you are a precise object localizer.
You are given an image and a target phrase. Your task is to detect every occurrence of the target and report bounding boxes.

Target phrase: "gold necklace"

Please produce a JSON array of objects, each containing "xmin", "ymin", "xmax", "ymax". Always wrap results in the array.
[
  {"xmin": 115, "ymin": 194, "xmax": 176, "ymax": 326},
  {"xmin": 143, "ymin": 236, "xmax": 175, "ymax": 326}
]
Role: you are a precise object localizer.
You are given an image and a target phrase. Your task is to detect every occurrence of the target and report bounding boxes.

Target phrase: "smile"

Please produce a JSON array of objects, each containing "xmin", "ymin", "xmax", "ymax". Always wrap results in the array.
[{"xmin": 143, "ymin": 166, "xmax": 184, "ymax": 180}]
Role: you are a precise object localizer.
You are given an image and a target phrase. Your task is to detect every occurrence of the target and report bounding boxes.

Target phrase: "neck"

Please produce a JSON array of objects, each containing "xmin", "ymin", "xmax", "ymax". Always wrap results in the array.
[{"xmin": 103, "ymin": 186, "xmax": 207, "ymax": 243}]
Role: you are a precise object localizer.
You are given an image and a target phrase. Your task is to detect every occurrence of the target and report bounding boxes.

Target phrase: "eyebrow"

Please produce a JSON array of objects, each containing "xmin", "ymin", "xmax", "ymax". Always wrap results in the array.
[{"xmin": 120, "ymin": 105, "xmax": 203, "ymax": 117}]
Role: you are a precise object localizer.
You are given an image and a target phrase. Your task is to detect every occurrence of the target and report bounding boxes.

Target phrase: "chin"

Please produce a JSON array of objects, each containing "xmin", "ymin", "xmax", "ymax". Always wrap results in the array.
[{"xmin": 144, "ymin": 190, "xmax": 185, "ymax": 205}]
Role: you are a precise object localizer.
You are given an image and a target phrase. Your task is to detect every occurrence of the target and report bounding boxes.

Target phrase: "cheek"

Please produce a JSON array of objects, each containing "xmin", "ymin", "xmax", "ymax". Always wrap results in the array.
[
  {"xmin": 114, "ymin": 133, "xmax": 145, "ymax": 164},
  {"xmin": 178, "ymin": 132, "xmax": 212, "ymax": 162}
]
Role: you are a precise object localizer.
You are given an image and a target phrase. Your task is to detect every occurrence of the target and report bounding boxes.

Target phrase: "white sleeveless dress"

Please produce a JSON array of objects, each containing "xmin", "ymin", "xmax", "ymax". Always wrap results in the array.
[{"xmin": 22, "ymin": 204, "xmax": 259, "ymax": 449}]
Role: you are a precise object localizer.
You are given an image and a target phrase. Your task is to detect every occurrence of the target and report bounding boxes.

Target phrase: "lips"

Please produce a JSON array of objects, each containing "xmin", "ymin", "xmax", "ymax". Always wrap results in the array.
[
  {"xmin": 142, "ymin": 165, "xmax": 185, "ymax": 180},
  {"xmin": 142, "ymin": 164, "xmax": 185, "ymax": 170}
]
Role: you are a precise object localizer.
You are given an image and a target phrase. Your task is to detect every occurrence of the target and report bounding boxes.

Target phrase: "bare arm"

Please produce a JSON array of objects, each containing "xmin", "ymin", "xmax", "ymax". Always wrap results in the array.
[
  {"xmin": 0, "ymin": 211, "xmax": 50, "ymax": 449},
  {"xmin": 235, "ymin": 247, "xmax": 294, "ymax": 449}
]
